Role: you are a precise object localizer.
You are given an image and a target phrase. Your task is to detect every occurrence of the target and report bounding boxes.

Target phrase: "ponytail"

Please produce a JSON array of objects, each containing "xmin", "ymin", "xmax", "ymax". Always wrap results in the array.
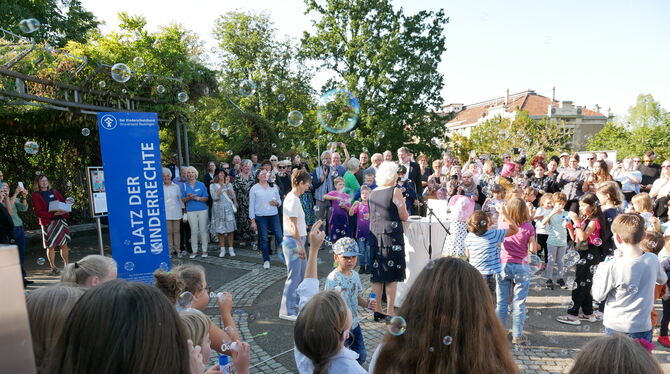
[
  {"xmin": 153, "ymin": 269, "xmax": 183, "ymax": 304},
  {"xmin": 291, "ymin": 168, "xmax": 312, "ymax": 188},
  {"xmin": 60, "ymin": 255, "xmax": 116, "ymax": 286}
]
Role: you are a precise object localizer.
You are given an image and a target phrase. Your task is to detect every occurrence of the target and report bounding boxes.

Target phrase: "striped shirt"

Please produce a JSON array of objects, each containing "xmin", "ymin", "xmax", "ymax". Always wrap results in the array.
[{"xmin": 465, "ymin": 229, "xmax": 507, "ymax": 275}]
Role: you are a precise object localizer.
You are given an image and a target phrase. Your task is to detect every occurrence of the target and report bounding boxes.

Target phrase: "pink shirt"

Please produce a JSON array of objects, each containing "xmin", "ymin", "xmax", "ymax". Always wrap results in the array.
[{"xmin": 500, "ymin": 222, "xmax": 535, "ymax": 264}]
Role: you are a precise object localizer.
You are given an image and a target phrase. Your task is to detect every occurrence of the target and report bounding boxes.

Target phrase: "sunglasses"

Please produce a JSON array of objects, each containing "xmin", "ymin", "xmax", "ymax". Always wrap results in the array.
[
  {"xmin": 633, "ymin": 160, "xmax": 641, "ymax": 163},
  {"xmin": 279, "ymin": 166, "xmax": 287, "ymax": 169},
  {"xmin": 586, "ymin": 158, "xmax": 594, "ymax": 160}
]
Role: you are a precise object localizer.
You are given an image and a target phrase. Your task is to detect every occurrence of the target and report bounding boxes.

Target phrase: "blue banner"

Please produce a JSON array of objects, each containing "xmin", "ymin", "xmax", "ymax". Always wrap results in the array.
[{"xmin": 97, "ymin": 112, "xmax": 170, "ymax": 283}]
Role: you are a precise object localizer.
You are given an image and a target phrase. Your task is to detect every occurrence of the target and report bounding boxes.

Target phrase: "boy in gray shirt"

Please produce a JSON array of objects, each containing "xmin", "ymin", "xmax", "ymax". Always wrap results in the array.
[{"xmin": 592, "ymin": 213, "xmax": 667, "ymax": 343}]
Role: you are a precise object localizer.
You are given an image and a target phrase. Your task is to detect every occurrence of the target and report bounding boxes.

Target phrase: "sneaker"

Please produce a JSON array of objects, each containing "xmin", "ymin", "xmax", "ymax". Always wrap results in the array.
[
  {"xmin": 263, "ymin": 261, "xmax": 270, "ymax": 269},
  {"xmin": 557, "ymin": 279, "xmax": 566, "ymax": 288},
  {"xmin": 546, "ymin": 279, "xmax": 554, "ymax": 290},
  {"xmin": 278, "ymin": 314, "xmax": 298, "ymax": 322},
  {"xmin": 50, "ymin": 268, "xmax": 60, "ymax": 275},
  {"xmin": 189, "ymin": 253, "xmax": 197, "ymax": 259},
  {"xmin": 219, "ymin": 248, "xmax": 226, "ymax": 257},
  {"xmin": 512, "ymin": 335, "xmax": 527, "ymax": 345},
  {"xmin": 579, "ymin": 314, "xmax": 598, "ymax": 322},
  {"xmin": 228, "ymin": 248, "xmax": 236, "ymax": 257},
  {"xmin": 556, "ymin": 315, "xmax": 581, "ymax": 325},
  {"xmin": 201, "ymin": 252, "xmax": 208, "ymax": 258},
  {"xmin": 658, "ymin": 336, "xmax": 670, "ymax": 348}
]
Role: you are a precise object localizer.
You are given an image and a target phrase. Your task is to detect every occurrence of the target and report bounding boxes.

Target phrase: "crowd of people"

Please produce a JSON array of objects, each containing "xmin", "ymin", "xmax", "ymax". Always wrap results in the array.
[{"xmin": 4, "ymin": 143, "xmax": 670, "ymax": 373}]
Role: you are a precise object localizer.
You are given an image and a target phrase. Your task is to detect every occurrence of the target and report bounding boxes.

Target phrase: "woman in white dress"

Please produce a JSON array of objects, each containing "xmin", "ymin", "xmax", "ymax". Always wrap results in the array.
[{"xmin": 210, "ymin": 169, "xmax": 238, "ymax": 258}]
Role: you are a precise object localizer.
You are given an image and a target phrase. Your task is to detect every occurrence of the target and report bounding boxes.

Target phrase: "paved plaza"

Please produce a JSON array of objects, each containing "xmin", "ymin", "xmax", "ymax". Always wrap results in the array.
[{"xmin": 23, "ymin": 230, "xmax": 670, "ymax": 373}]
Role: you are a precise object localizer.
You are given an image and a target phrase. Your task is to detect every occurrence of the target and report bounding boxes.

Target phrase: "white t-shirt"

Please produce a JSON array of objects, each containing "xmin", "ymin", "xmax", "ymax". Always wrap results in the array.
[{"xmin": 283, "ymin": 191, "xmax": 307, "ymax": 236}]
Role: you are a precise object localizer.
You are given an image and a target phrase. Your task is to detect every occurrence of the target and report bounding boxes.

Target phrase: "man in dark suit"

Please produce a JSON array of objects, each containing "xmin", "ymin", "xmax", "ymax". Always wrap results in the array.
[{"xmin": 397, "ymin": 147, "xmax": 422, "ymax": 195}]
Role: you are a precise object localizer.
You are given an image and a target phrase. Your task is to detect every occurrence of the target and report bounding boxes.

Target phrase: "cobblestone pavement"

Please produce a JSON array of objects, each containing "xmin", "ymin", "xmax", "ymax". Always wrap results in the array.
[{"xmin": 23, "ymin": 234, "xmax": 670, "ymax": 373}]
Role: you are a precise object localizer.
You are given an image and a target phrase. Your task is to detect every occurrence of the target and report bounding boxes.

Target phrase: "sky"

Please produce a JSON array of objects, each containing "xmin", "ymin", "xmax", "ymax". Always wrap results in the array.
[{"xmin": 81, "ymin": 0, "xmax": 670, "ymax": 116}]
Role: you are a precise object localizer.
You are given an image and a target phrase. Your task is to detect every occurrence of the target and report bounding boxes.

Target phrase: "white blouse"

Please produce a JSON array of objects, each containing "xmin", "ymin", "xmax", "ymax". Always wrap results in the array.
[{"xmin": 163, "ymin": 183, "xmax": 184, "ymax": 220}]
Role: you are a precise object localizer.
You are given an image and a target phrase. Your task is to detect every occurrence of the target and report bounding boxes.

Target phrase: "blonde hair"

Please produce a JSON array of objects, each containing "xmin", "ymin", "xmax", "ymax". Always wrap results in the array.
[
  {"xmin": 506, "ymin": 197, "xmax": 530, "ymax": 225},
  {"xmin": 61, "ymin": 255, "xmax": 117, "ymax": 286},
  {"xmin": 154, "ymin": 264, "xmax": 205, "ymax": 304},
  {"xmin": 631, "ymin": 193, "xmax": 653, "ymax": 213},
  {"xmin": 32, "ymin": 175, "xmax": 51, "ymax": 192},
  {"xmin": 26, "ymin": 283, "xmax": 85, "ymax": 369},
  {"xmin": 333, "ymin": 177, "xmax": 344, "ymax": 186},
  {"xmin": 294, "ymin": 291, "xmax": 349, "ymax": 374},
  {"xmin": 538, "ymin": 193, "xmax": 553, "ymax": 207},
  {"xmin": 186, "ymin": 166, "xmax": 199, "ymax": 179},
  {"xmin": 611, "ymin": 213, "xmax": 645, "ymax": 245},
  {"xmin": 552, "ymin": 192, "xmax": 567, "ymax": 204},
  {"xmin": 179, "ymin": 310, "xmax": 211, "ymax": 347},
  {"xmin": 596, "ymin": 181, "xmax": 623, "ymax": 206},
  {"xmin": 483, "ymin": 160, "xmax": 496, "ymax": 174},
  {"xmin": 569, "ymin": 333, "xmax": 663, "ymax": 374}
]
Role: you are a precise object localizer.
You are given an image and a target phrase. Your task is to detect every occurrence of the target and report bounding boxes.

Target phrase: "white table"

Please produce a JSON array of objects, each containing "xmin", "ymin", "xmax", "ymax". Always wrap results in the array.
[{"xmin": 395, "ymin": 217, "xmax": 450, "ymax": 306}]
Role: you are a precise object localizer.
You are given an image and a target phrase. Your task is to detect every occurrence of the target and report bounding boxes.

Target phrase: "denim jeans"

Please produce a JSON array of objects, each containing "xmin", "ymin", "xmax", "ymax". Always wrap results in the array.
[
  {"xmin": 256, "ymin": 215, "xmax": 283, "ymax": 262},
  {"xmin": 345, "ymin": 325, "xmax": 367, "ymax": 364},
  {"xmin": 357, "ymin": 238, "xmax": 370, "ymax": 267},
  {"xmin": 279, "ymin": 236, "xmax": 307, "ymax": 317},
  {"xmin": 495, "ymin": 262, "xmax": 530, "ymax": 338},
  {"xmin": 605, "ymin": 327, "xmax": 653, "ymax": 343}
]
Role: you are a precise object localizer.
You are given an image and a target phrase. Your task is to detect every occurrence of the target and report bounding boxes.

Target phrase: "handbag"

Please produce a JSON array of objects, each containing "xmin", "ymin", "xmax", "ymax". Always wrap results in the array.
[
  {"xmin": 221, "ymin": 185, "xmax": 237, "ymax": 213},
  {"xmin": 573, "ymin": 219, "xmax": 590, "ymax": 251}
]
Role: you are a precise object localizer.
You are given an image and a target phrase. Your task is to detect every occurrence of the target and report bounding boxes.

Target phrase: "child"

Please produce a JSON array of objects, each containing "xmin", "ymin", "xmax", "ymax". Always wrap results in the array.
[
  {"xmin": 541, "ymin": 192, "xmax": 569, "ymax": 290},
  {"xmin": 353, "ymin": 172, "xmax": 376, "ymax": 201},
  {"xmin": 442, "ymin": 195, "xmax": 475, "ymax": 258},
  {"xmin": 568, "ymin": 334, "xmax": 664, "ymax": 374},
  {"xmin": 324, "ymin": 177, "xmax": 351, "ymax": 242},
  {"xmin": 396, "ymin": 165, "xmax": 418, "ymax": 215},
  {"xmin": 482, "ymin": 184, "xmax": 505, "ymax": 228},
  {"xmin": 294, "ymin": 220, "xmax": 369, "ymax": 373},
  {"xmin": 592, "ymin": 214, "xmax": 667, "ymax": 343},
  {"xmin": 596, "ymin": 181, "xmax": 623, "ymax": 259},
  {"xmin": 533, "ymin": 193, "xmax": 553, "ymax": 271},
  {"xmin": 523, "ymin": 186, "xmax": 537, "ymax": 217},
  {"xmin": 324, "ymin": 237, "xmax": 373, "ymax": 364},
  {"xmin": 557, "ymin": 193, "xmax": 608, "ymax": 325},
  {"xmin": 629, "ymin": 193, "xmax": 656, "ymax": 231},
  {"xmin": 180, "ymin": 310, "xmax": 231, "ymax": 374},
  {"xmin": 349, "ymin": 186, "xmax": 371, "ymax": 274},
  {"xmin": 659, "ymin": 235, "xmax": 670, "ymax": 347},
  {"xmin": 464, "ymin": 209, "xmax": 518, "ymax": 299},
  {"xmin": 641, "ymin": 231, "xmax": 665, "ymax": 329},
  {"xmin": 496, "ymin": 197, "xmax": 539, "ymax": 345}
]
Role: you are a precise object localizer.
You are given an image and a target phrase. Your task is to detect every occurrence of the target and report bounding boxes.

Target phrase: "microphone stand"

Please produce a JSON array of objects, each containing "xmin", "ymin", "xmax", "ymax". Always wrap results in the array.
[{"xmin": 421, "ymin": 201, "xmax": 450, "ymax": 260}]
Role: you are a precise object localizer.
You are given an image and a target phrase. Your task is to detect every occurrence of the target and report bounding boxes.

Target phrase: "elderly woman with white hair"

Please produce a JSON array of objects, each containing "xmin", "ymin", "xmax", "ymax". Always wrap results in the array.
[
  {"xmin": 369, "ymin": 162, "xmax": 410, "ymax": 320},
  {"xmin": 343, "ymin": 157, "xmax": 361, "ymax": 198},
  {"xmin": 233, "ymin": 159, "xmax": 257, "ymax": 245},
  {"xmin": 181, "ymin": 166, "xmax": 209, "ymax": 258},
  {"xmin": 162, "ymin": 168, "xmax": 184, "ymax": 257}
]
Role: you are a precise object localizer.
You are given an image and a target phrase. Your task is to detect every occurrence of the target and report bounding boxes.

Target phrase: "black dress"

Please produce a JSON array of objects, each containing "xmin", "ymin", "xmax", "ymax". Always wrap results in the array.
[{"xmin": 369, "ymin": 187, "xmax": 406, "ymax": 283}]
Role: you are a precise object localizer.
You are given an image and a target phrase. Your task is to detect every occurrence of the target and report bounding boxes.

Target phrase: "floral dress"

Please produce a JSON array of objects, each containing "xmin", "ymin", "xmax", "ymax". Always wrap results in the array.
[
  {"xmin": 300, "ymin": 190, "xmax": 316, "ymax": 227},
  {"xmin": 233, "ymin": 173, "xmax": 256, "ymax": 242},
  {"xmin": 209, "ymin": 183, "xmax": 237, "ymax": 235}
]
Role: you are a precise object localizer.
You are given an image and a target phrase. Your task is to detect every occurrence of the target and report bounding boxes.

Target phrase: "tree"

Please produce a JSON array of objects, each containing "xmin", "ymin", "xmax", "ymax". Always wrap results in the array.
[
  {"xmin": 210, "ymin": 11, "xmax": 317, "ymax": 159},
  {"xmin": 300, "ymin": 0, "xmax": 448, "ymax": 157},
  {"xmin": 467, "ymin": 110, "xmax": 568, "ymax": 163},
  {"xmin": 625, "ymin": 93, "xmax": 667, "ymax": 129},
  {"xmin": 0, "ymin": 0, "xmax": 100, "ymax": 47}
]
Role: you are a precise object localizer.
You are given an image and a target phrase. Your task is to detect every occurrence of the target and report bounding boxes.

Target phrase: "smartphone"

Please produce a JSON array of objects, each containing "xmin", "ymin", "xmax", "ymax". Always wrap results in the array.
[{"xmin": 17, "ymin": 182, "xmax": 24, "ymax": 190}]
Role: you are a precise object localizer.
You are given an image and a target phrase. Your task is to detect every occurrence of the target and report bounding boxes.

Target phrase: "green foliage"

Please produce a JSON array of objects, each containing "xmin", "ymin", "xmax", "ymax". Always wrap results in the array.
[
  {"xmin": 587, "ymin": 94, "xmax": 670, "ymax": 159},
  {"xmin": 0, "ymin": 0, "xmax": 100, "ymax": 47},
  {"xmin": 300, "ymin": 0, "xmax": 448, "ymax": 158},
  {"xmin": 467, "ymin": 110, "xmax": 569, "ymax": 163}
]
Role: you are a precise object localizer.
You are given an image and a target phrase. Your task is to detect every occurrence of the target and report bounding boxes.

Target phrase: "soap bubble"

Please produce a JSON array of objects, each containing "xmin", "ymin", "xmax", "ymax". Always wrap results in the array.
[
  {"xmin": 239, "ymin": 80, "xmax": 256, "ymax": 97},
  {"xmin": 111, "ymin": 63, "xmax": 131, "ymax": 83},
  {"xmin": 367, "ymin": 107, "xmax": 376, "ymax": 116},
  {"xmin": 314, "ymin": 205, "xmax": 320, "ymax": 212},
  {"xmin": 177, "ymin": 92, "xmax": 189, "ymax": 103},
  {"xmin": 36, "ymin": 257, "xmax": 45, "ymax": 265},
  {"xmin": 98, "ymin": 81, "xmax": 106, "ymax": 88},
  {"xmin": 121, "ymin": 89, "xmax": 128, "ymax": 94},
  {"xmin": 586, "ymin": 253, "xmax": 594, "ymax": 260},
  {"xmin": 211, "ymin": 122, "xmax": 221, "ymax": 131},
  {"xmin": 628, "ymin": 285, "xmax": 638, "ymax": 295},
  {"xmin": 226, "ymin": 150, "xmax": 233, "ymax": 156},
  {"xmin": 278, "ymin": 94, "xmax": 286, "ymax": 102},
  {"xmin": 362, "ymin": 147, "xmax": 368, "ymax": 153},
  {"xmin": 527, "ymin": 254, "xmax": 543, "ymax": 274},
  {"xmin": 24, "ymin": 141, "xmax": 39, "ymax": 155},
  {"xmin": 19, "ymin": 18, "xmax": 41, "ymax": 33},
  {"xmin": 288, "ymin": 110, "xmax": 304, "ymax": 127},
  {"xmin": 392, "ymin": 245, "xmax": 402, "ymax": 251},
  {"xmin": 81, "ymin": 128, "xmax": 90, "ymax": 136},
  {"xmin": 592, "ymin": 238, "xmax": 602, "ymax": 246},
  {"xmin": 372, "ymin": 261, "xmax": 379, "ymax": 268},
  {"xmin": 387, "ymin": 260, "xmax": 394, "ymax": 267},
  {"xmin": 278, "ymin": 132, "xmax": 285, "ymax": 139},
  {"xmin": 65, "ymin": 197, "xmax": 75, "ymax": 204},
  {"xmin": 123, "ymin": 261, "xmax": 135, "ymax": 272},
  {"xmin": 563, "ymin": 250, "xmax": 580, "ymax": 267},
  {"xmin": 282, "ymin": 237, "xmax": 301, "ymax": 261},
  {"xmin": 316, "ymin": 89, "xmax": 360, "ymax": 133},
  {"xmin": 189, "ymin": 105, "xmax": 196, "ymax": 113},
  {"xmin": 35, "ymin": 171, "xmax": 41, "ymax": 176},
  {"xmin": 272, "ymin": 143, "xmax": 277, "ymax": 149},
  {"xmin": 387, "ymin": 316, "xmax": 407, "ymax": 336},
  {"xmin": 133, "ymin": 56, "xmax": 144, "ymax": 68},
  {"xmin": 374, "ymin": 141, "xmax": 380, "ymax": 147},
  {"xmin": 590, "ymin": 265, "xmax": 598, "ymax": 274},
  {"xmin": 442, "ymin": 336, "xmax": 453, "ymax": 346},
  {"xmin": 425, "ymin": 260, "xmax": 435, "ymax": 270},
  {"xmin": 159, "ymin": 262, "xmax": 169, "ymax": 271},
  {"xmin": 178, "ymin": 291, "xmax": 194, "ymax": 308},
  {"xmin": 302, "ymin": 152, "xmax": 309, "ymax": 157},
  {"xmin": 349, "ymin": 130, "xmax": 357, "ymax": 138},
  {"xmin": 577, "ymin": 259, "xmax": 587, "ymax": 265},
  {"xmin": 391, "ymin": 222, "xmax": 398, "ymax": 229},
  {"xmin": 428, "ymin": 347, "xmax": 435, "ymax": 353},
  {"xmin": 378, "ymin": 130, "xmax": 385, "ymax": 138},
  {"xmin": 156, "ymin": 85, "xmax": 166, "ymax": 94}
]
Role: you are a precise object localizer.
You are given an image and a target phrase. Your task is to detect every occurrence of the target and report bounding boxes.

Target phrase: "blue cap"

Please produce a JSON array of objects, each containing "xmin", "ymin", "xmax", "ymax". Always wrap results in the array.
[
  {"xmin": 333, "ymin": 237, "xmax": 359, "ymax": 256},
  {"xmin": 219, "ymin": 355, "xmax": 229, "ymax": 366}
]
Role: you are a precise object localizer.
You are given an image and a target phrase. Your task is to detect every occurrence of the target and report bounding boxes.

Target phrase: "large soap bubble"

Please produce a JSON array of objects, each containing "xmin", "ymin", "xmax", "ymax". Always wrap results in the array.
[
  {"xmin": 19, "ymin": 19, "xmax": 41, "ymax": 33},
  {"xmin": 111, "ymin": 63, "xmax": 131, "ymax": 83},
  {"xmin": 24, "ymin": 141, "xmax": 39, "ymax": 155},
  {"xmin": 287, "ymin": 110, "xmax": 304, "ymax": 127},
  {"xmin": 316, "ymin": 89, "xmax": 360, "ymax": 134},
  {"xmin": 239, "ymin": 80, "xmax": 256, "ymax": 97}
]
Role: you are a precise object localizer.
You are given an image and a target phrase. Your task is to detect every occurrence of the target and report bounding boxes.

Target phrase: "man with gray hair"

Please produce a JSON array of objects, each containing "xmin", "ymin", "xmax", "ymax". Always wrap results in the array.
[
  {"xmin": 364, "ymin": 153, "xmax": 383, "ymax": 176},
  {"xmin": 397, "ymin": 147, "xmax": 422, "ymax": 194},
  {"xmin": 311, "ymin": 151, "xmax": 335, "ymax": 237}
]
